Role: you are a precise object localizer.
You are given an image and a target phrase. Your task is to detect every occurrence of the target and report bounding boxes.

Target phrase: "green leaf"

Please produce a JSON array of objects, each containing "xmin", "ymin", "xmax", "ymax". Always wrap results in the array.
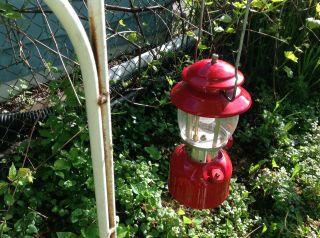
[
  {"xmin": 17, "ymin": 167, "xmax": 34, "ymax": 183},
  {"xmin": 54, "ymin": 159, "xmax": 71, "ymax": 171},
  {"xmin": 117, "ymin": 224, "xmax": 129, "ymax": 238},
  {"xmin": 152, "ymin": 65, "xmax": 158, "ymax": 72},
  {"xmin": 261, "ymin": 224, "xmax": 268, "ymax": 233},
  {"xmin": 38, "ymin": 129, "xmax": 52, "ymax": 138},
  {"xmin": 214, "ymin": 26, "xmax": 224, "ymax": 32},
  {"xmin": 118, "ymin": 19, "xmax": 126, "ymax": 27},
  {"xmin": 26, "ymin": 224, "xmax": 38, "ymax": 234},
  {"xmin": 0, "ymin": 223, "xmax": 10, "ymax": 233},
  {"xmin": 56, "ymin": 232, "xmax": 77, "ymax": 238},
  {"xmin": 0, "ymin": 3, "xmax": 22, "ymax": 19},
  {"xmin": 8, "ymin": 163, "xmax": 17, "ymax": 181},
  {"xmin": 274, "ymin": 100, "xmax": 280, "ymax": 112},
  {"xmin": 130, "ymin": 184, "xmax": 139, "ymax": 194},
  {"xmin": 177, "ymin": 208, "xmax": 185, "ymax": 216},
  {"xmin": 284, "ymin": 51, "xmax": 298, "ymax": 63},
  {"xmin": 128, "ymin": 32, "xmax": 139, "ymax": 42},
  {"xmin": 284, "ymin": 121, "xmax": 294, "ymax": 132},
  {"xmin": 55, "ymin": 171, "xmax": 65, "ymax": 179},
  {"xmin": 226, "ymin": 218, "xmax": 232, "ymax": 227},
  {"xmin": 226, "ymin": 27, "xmax": 235, "ymax": 33},
  {"xmin": 251, "ymin": 0, "xmax": 265, "ymax": 8},
  {"xmin": 249, "ymin": 163, "xmax": 261, "ymax": 174},
  {"xmin": 62, "ymin": 180, "xmax": 75, "ymax": 188},
  {"xmin": 291, "ymin": 164, "xmax": 300, "ymax": 179},
  {"xmin": 270, "ymin": 222, "xmax": 278, "ymax": 231},
  {"xmin": 183, "ymin": 216, "xmax": 193, "ymax": 224},
  {"xmin": 80, "ymin": 224, "xmax": 99, "ymax": 238},
  {"xmin": 71, "ymin": 208, "xmax": 83, "ymax": 223},
  {"xmin": 193, "ymin": 218, "xmax": 202, "ymax": 225},
  {"xmin": 249, "ymin": 160, "xmax": 267, "ymax": 174},
  {"xmin": 19, "ymin": 80, "xmax": 28, "ymax": 90},
  {"xmin": 272, "ymin": 159, "xmax": 279, "ymax": 168},
  {"xmin": 186, "ymin": 31, "xmax": 196, "ymax": 38},
  {"xmin": 144, "ymin": 146, "xmax": 161, "ymax": 160},
  {"xmin": 219, "ymin": 14, "xmax": 232, "ymax": 23},
  {"xmin": 197, "ymin": 41, "xmax": 208, "ymax": 50},
  {"xmin": 166, "ymin": 76, "xmax": 174, "ymax": 87},
  {"xmin": 17, "ymin": 168, "xmax": 30, "ymax": 177},
  {"xmin": 233, "ymin": 2, "xmax": 244, "ymax": 8},
  {"xmin": 0, "ymin": 181, "xmax": 8, "ymax": 195},
  {"xmin": 4, "ymin": 193, "xmax": 14, "ymax": 206},
  {"xmin": 0, "ymin": 234, "xmax": 10, "ymax": 238},
  {"xmin": 306, "ymin": 17, "xmax": 320, "ymax": 29},
  {"xmin": 3, "ymin": 11, "xmax": 21, "ymax": 19},
  {"xmin": 283, "ymin": 66, "xmax": 293, "ymax": 78},
  {"xmin": 249, "ymin": 159, "xmax": 268, "ymax": 174},
  {"xmin": 5, "ymin": 210, "xmax": 13, "ymax": 220}
]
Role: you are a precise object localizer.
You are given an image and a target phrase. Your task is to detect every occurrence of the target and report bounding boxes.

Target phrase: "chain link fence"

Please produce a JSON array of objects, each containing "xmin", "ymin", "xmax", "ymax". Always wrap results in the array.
[{"xmin": 0, "ymin": 0, "xmax": 217, "ymax": 153}]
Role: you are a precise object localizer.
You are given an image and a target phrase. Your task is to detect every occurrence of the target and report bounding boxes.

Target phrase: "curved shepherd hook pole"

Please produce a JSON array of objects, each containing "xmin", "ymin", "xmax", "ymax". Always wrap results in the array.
[
  {"xmin": 43, "ymin": 0, "xmax": 115, "ymax": 237},
  {"xmin": 87, "ymin": 1, "xmax": 117, "ymax": 237}
]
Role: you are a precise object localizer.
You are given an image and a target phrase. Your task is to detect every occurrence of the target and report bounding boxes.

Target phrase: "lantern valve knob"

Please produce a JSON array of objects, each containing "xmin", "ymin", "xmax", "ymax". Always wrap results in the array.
[{"xmin": 205, "ymin": 168, "xmax": 224, "ymax": 183}]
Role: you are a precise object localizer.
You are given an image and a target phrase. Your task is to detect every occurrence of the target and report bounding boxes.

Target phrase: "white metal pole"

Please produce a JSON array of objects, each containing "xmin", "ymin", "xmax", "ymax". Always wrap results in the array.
[
  {"xmin": 87, "ymin": 1, "xmax": 117, "ymax": 237},
  {"xmin": 43, "ymin": 0, "xmax": 110, "ymax": 237}
]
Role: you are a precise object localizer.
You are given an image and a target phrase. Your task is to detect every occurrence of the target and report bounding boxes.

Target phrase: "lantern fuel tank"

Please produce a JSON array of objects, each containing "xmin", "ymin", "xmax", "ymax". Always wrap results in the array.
[{"xmin": 169, "ymin": 144, "xmax": 232, "ymax": 209}]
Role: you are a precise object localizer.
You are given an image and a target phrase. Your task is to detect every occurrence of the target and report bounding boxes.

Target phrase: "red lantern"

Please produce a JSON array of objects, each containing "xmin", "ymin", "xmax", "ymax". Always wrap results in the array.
[{"xmin": 169, "ymin": 55, "xmax": 252, "ymax": 209}]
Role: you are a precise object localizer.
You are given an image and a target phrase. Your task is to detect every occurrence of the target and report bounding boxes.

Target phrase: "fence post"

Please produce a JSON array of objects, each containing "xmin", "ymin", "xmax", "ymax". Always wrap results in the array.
[{"xmin": 43, "ymin": 0, "xmax": 114, "ymax": 237}]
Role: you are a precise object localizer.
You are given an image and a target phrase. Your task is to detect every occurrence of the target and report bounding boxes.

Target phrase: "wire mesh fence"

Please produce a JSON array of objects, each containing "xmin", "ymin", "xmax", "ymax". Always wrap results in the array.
[{"xmin": 0, "ymin": 0, "xmax": 202, "ymax": 152}]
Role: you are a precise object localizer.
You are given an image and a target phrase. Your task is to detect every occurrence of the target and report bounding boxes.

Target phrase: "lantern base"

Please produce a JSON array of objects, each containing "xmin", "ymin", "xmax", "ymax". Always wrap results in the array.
[{"xmin": 168, "ymin": 144, "xmax": 232, "ymax": 209}]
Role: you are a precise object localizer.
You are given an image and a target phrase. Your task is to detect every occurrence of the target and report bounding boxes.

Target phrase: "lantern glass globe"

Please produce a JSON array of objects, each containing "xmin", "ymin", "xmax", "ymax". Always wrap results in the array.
[{"xmin": 177, "ymin": 109, "xmax": 239, "ymax": 149}]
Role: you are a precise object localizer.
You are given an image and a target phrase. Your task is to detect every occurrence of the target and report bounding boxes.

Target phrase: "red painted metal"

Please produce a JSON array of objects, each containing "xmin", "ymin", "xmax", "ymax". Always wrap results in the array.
[
  {"xmin": 171, "ymin": 83, "xmax": 251, "ymax": 118},
  {"xmin": 171, "ymin": 58, "xmax": 252, "ymax": 118},
  {"xmin": 224, "ymin": 136, "xmax": 233, "ymax": 150},
  {"xmin": 182, "ymin": 59, "xmax": 244, "ymax": 90},
  {"xmin": 169, "ymin": 144, "xmax": 232, "ymax": 209}
]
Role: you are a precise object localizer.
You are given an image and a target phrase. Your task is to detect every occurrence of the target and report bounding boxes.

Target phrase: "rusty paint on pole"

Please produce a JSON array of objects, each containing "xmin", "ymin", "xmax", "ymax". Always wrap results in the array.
[
  {"xmin": 43, "ymin": 0, "xmax": 111, "ymax": 237},
  {"xmin": 88, "ymin": 1, "xmax": 117, "ymax": 237}
]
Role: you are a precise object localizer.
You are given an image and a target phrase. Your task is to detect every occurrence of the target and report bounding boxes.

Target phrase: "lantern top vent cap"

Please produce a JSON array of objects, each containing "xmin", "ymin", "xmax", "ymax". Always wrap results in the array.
[
  {"xmin": 211, "ymin": 53, "xmax": 219, "ymax": 64},
  {"xmin": 182, "ymin": 56, "xmax": 245, "ymax": 91}
]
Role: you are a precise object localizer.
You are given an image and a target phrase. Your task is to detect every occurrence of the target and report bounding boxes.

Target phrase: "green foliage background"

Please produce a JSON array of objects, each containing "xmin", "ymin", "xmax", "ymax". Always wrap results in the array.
[{"xmin": 1, "ymin": 0, "xmax": 320, "ymax": 237}]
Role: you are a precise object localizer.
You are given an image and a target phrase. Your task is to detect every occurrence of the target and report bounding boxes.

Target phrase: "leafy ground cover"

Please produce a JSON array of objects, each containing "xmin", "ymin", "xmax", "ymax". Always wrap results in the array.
[{"xmin": 1, "ymin": 0, "xmax": 320, "ymax": 237}]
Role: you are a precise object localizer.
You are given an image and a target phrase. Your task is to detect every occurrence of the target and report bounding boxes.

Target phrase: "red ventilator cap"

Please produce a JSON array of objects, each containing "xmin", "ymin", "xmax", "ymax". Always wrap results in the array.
[{"xmin": 171, "ymin": 57, "xmax": 252, "ymax": 118}]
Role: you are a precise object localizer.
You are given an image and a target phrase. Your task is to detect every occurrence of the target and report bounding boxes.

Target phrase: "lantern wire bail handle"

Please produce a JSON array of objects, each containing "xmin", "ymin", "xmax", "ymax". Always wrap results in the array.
[{"xmin": 223, "ymin": 0, "xmax": 252, "ymax": 102}]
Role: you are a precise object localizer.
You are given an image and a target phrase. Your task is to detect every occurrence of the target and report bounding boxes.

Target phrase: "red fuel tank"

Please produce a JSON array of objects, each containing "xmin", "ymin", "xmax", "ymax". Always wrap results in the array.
[{"xmin": 168, "ymin": 144, "xmax": 232, "ymax": 209}]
